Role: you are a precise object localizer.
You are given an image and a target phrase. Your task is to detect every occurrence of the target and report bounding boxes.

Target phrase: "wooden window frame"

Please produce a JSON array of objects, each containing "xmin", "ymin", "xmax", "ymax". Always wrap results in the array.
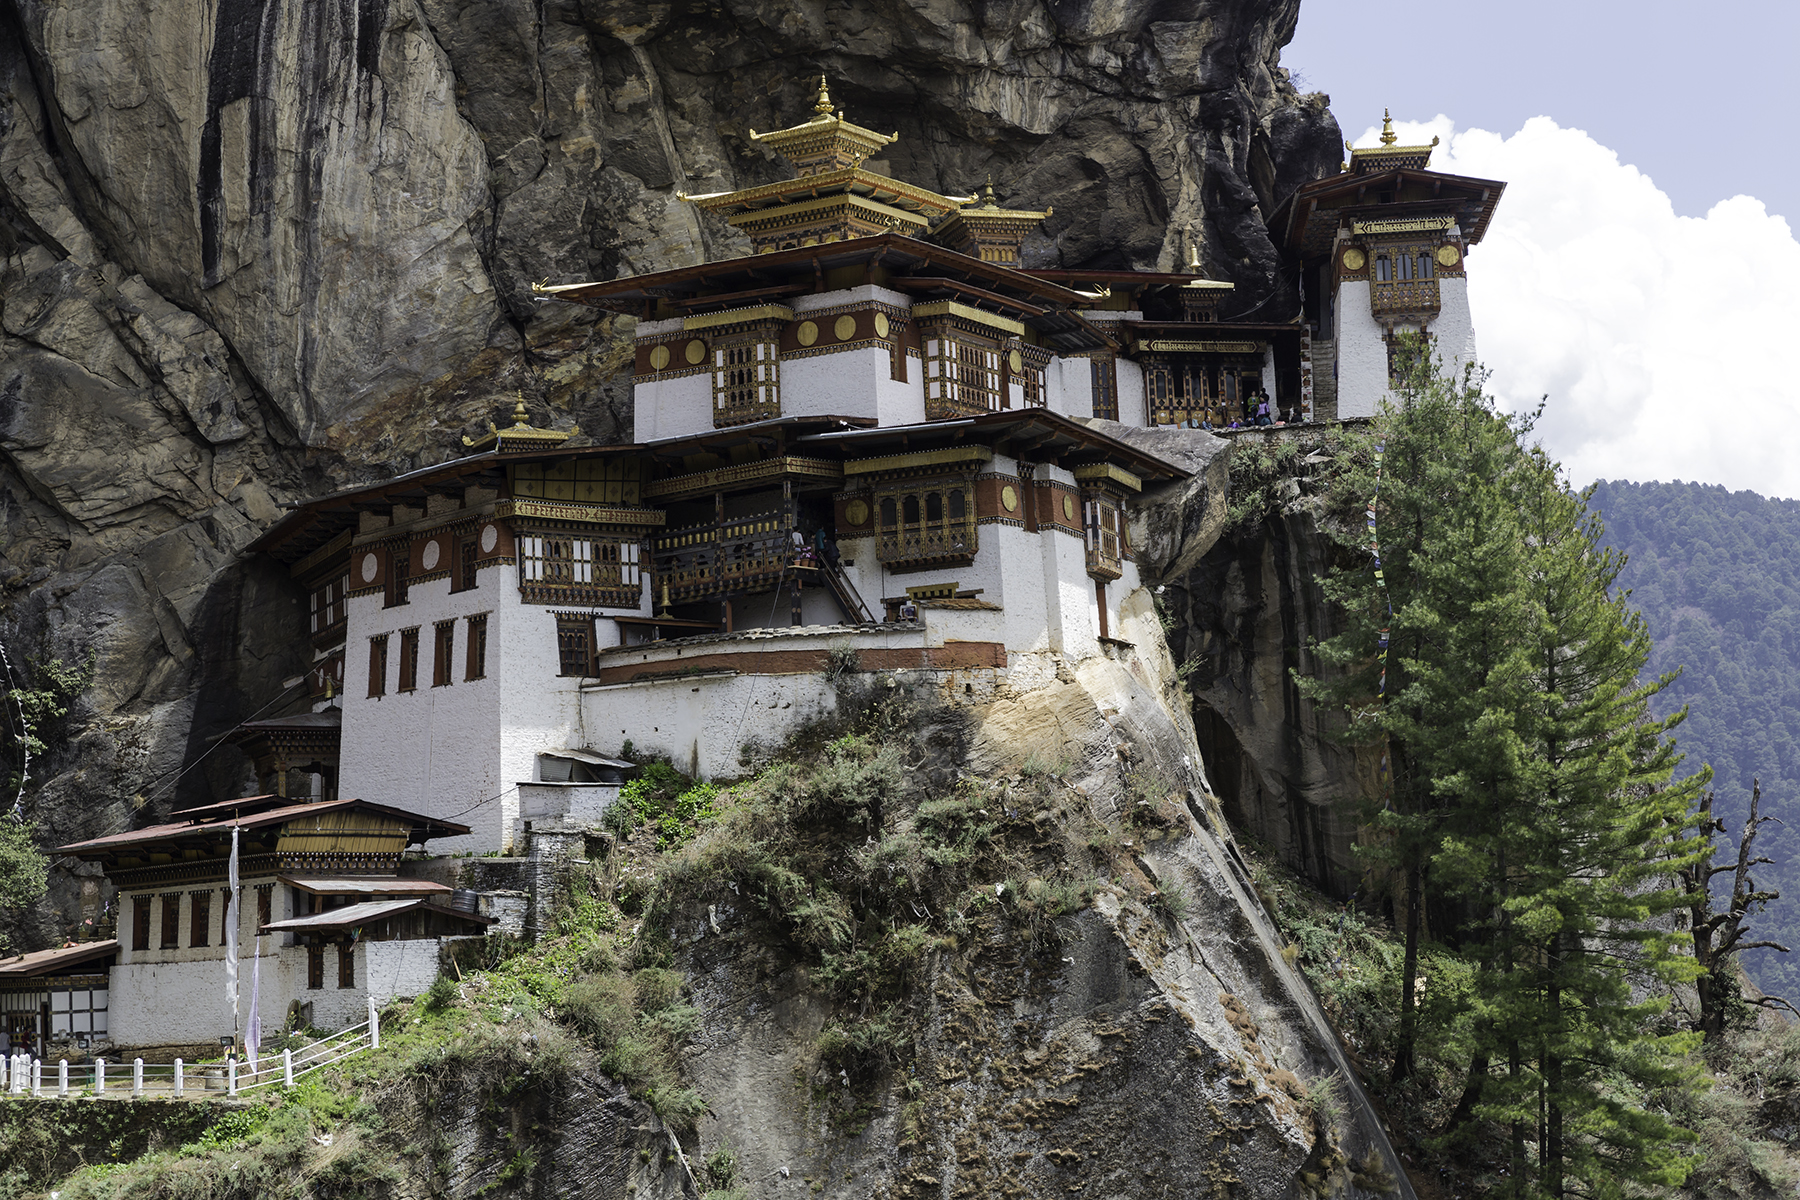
[
  {"xmin": 922, "ymin": 325, "xmax": 1003, "ymax": 419},
  {"xmin": 131, "ymin": 896, "xmax": 151, "ymax": 952},
  {"xmin": 466, "ymin": 614, "xmax": 488, "ymax": 681},
  {"xmin": 189, "ymin": 890, "xmax": 211, "ymax": 948},
  {"xmin": 1090, "ymin": 356, "xmax": 1118, "ymax": 421},
  {"xmin": 454, "ymin": 537, "xmax": 480, "ymax": 593},
  {"xmin": 307, "ymin": 944, "xmax": 324, "ymax": 990},
  {"xmin": 256, "ymin": 884, "xmax": 273, "ymax": 930},
  {"xmin": 873, "ymin": 474, "xmax": 979, "ymax": 568},
  {"xmin": 711, "ymin": 329, "xmax": 782, "ymax": 427},
  {"xmin": 367, "ymin": 635, "xmax": 389, "ymax": 698},
  {"xmin": 556, "ymin": 615, "xmax": 595, "ymax": 677},
  {"xmin": 397, "ymin": 628, "xmax": 420, "ymax": 693},
  {"xmin": 337, "ymin": 944, "xmax": 355, "ymax": 989},
  {"xmin": 384, "ymin": 542, "xmax": 409, "ymax": 608},
  {"xmin": 160, "ymin": 893, "xmax": 180, "ymax": 949},
  {"xmin": 432, "ymin": 620, "xmax": 455, "ymax": 687},
  {"xmin": 518, "ymin": 533, "xmax": 642, "ymax": 607}
]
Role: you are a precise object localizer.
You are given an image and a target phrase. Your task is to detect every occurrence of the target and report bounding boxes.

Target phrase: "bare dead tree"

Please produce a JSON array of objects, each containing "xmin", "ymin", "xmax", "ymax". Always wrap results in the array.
[{"xmin": 1681, "ymin": 779, "xmax": 1797, "ymax": 1041}]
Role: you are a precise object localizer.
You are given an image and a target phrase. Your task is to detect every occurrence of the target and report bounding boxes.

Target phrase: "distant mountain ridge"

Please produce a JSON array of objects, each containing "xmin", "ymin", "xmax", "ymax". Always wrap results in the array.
[{"xmin": 1590, "ymin": 479, "xmax": 1800, "ymax": 997}]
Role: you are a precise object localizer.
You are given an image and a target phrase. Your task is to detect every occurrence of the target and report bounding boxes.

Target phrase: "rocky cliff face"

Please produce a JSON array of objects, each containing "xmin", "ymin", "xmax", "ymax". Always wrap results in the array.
[{"xmin": 0, "ymin": 0, "xmax": 1340, "ymax": 914}]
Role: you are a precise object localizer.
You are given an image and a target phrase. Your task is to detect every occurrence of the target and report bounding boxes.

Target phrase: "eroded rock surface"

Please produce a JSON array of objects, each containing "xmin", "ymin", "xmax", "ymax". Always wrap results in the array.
[{"xmin": 0, "ymin": 0, "xmax": 1339, "ymax": 892}]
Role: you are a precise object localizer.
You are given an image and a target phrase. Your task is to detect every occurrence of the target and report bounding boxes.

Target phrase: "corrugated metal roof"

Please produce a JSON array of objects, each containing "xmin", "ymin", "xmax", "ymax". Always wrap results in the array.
[
  {"xmin": 259, "ymin": 899, "xmax": 422, "ymax": 932},
  {"xmin": 55, "ymin": 798, "xmax": 471, "ymax": 857},
  {"xmin": 278, "ymin": 876, "xmax": 451, "ymax": 896},
  {"xmin": 0, "ymin": 940, "xmax": 118, "ymax": 978}
]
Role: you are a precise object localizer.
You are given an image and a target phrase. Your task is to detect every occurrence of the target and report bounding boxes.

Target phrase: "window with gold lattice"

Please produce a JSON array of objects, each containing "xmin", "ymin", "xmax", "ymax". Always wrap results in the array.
[
  {"xmin": 1082, "ymin": 490, "xmax": 1125, "ymax": 580},
  {"xmin": 923, "ymin": 329, "xmax": 1001, "ymax": 419},
  {"xmin": 518, "ymin": 533, "xmax": 642, "ymax": 607},
  {"xmin": 1011, "ymin": 343, "xmax": 1049, "ymax": 409},
  {"xmin": 712, "ymin": 333, "xmax": 780, "ymax": 427},
  {"xmin": 873, "ymin": 476, "xmax": 978, "ymax": 568}
]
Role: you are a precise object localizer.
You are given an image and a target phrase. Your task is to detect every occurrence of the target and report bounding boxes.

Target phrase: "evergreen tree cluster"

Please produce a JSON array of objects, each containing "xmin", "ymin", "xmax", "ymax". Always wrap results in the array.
[
  {"xmin": 1303, "ymin": 353, "xmax": 1707, "ymax": 1196},
  {"xmin": 1588, "ymin": 479, "xmax": 1800, "ymax": 998}
]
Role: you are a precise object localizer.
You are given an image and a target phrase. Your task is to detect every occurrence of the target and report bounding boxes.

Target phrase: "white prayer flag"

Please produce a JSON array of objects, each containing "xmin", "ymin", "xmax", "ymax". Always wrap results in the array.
[
  {"xmin": 246, "ymin": 949, "xmax": 261, "ymax": 1073},
  {"xmin": 225, "ymin": 824, "xmax": 239, "ymax": 1028}
]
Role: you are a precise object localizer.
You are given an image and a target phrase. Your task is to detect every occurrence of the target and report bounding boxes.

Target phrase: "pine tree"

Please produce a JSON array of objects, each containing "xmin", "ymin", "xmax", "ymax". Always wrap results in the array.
[{"xmin": 1302, "ymin": 348, "xmax": 1708, "ymax": 1195}]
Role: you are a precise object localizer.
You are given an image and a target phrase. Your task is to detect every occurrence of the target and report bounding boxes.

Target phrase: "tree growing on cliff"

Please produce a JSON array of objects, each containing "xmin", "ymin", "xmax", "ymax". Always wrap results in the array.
[{"xmin": 1303, "ymin": 345, "xmax": 1707, "ymax": 1196}]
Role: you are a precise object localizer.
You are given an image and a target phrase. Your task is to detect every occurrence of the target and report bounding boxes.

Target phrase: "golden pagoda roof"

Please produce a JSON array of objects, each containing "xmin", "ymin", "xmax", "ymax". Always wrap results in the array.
[
  {"xmin": 1347, "ymin": 109, "xmax": 1438, "ymax": 174},
  {"xmin": 745, "ymin": 76, "xmax": 899, "ymax": 166},
  {"xmin": 462, "ymin": 396, "xmax": 577, "ymax": 453},
  {"xmin": 679, "ymin": 165, "xmax": 960, "ymax": 222}
]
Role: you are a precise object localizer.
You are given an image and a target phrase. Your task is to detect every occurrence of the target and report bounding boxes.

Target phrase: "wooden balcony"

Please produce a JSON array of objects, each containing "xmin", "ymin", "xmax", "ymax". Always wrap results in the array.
[
  {"xmin": 651, "ymin": 517, "xmax": 790, "ymax": 602},
  {"xmin": 876, "ymin": 515, "xmax": 978, "ymax": 568},
  {"xmin": 1370, "ymin": 278, "xmax": 1440, "ymax": 317}
]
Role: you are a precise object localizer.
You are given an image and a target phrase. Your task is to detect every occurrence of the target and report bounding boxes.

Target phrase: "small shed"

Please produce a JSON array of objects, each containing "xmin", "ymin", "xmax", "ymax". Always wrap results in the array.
[{"xmin": 0, "ymin": 940, "xmax": 118, "ymax": 1057}]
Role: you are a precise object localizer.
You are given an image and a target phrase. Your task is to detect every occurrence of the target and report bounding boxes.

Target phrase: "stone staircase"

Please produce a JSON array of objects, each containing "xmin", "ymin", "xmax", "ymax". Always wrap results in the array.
[{"xmin": 1309, "ymin": 339, "xmax": 1337, "ymax": 422}]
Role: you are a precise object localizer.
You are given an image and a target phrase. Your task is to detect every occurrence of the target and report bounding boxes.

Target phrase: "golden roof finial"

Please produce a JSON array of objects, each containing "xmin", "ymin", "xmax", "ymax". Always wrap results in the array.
[
  {"xmin": 511, "ymin": 392, "xmax": 530, "ymax": 427},
  {"xmin": 1380, "ymin": 108, "xmax": 1397, "ymax": 146},
  {"xmin": 814, "ymin": 75, "xmax": 834, "ymax": 117}
]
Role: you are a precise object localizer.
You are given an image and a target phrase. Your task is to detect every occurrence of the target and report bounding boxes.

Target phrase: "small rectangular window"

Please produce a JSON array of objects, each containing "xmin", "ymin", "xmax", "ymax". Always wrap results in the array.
[
  {"xmin": 131, "ymin": 897, "xmax": 151, "ymax": 952},
  {"xmin": 220, "ymin": 886, "xmax": 232, "ymax": 943},
  {"xmin": 398, "ymin": 628, "xmax": 420, "ymax": 692},
  {"xmin": 385, "ymin": 545, "xmax": 409, "ymax": 608},
  {"xmin": 257, "ymin": 885, "xmax": 273, "ymax": 929},
  {"xmin": 556, "ymin": 616, "xmax": 593, "ymax": 677},
  {"xmin": 466, "ymin": 614, "xmax": 488, "ymax": 681},
  {"xmin": 307, "ymin": 945, "xmax": 324, "ymax": 990},
  {"xmin": 456, "ymin": 537, "xmax": 479, "ymax": 593},
  {"xmin": 160, "ymin": 893, "xmax": 180, "ymax": 948},
  {"xmin": 432, "ymin": 621, "xmax": 455, "ymax": 687},
  {"xmin": 1091, "ymin": 356, "xmax": 1118, "ymax": 421},
  {"xmin": 338, "ymin": 944, "xmax": 355, "ymax": 989},
  {"xmin": 367, "ymin": 635, "xmax": 389, "ymax": 697},
  {"xmin": 189, "ymin": 890, "xmax": 211, "ymax": 948}
]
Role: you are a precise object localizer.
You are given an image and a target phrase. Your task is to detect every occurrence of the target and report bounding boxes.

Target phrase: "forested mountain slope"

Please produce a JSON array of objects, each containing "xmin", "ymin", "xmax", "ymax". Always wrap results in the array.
[{"xmin": 1590, "ymin": 480, "xmax": 1800, "ymax": 996}]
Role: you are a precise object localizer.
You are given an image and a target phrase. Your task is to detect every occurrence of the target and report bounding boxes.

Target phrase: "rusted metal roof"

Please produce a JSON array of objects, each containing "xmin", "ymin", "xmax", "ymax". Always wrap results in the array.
[
  {"xmin": 0, "ymin": 940, "xmax": 118, "ymax": 978},
  {"xmin": 55, "ymin": 799, "xmax": 471, "ymax": 859}
]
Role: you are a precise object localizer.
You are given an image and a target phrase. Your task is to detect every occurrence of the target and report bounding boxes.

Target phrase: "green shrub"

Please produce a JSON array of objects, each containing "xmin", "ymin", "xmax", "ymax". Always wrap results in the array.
[{"xmin": 421, "ymin": 975, "xmax": 459, "ymax": 1013}]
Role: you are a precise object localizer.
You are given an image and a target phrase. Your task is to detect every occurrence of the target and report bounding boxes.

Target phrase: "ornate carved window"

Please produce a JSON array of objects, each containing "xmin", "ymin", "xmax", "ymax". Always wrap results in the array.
[
  {"xmin": 338, "ymin": 945, "xmax": 355, "ymax": 989},
  {"xmin": 1146, "ymin": 360, "xmax": 1219, "ymax": 427},
  {"xmin": 454, "ymin": 537, "xmax": 479, "ymax": 593},
  {"xmin": 923, "ymin": 331, "xmax": 1002, "ymax": 418},
  {"xmin": 307, "ymin": 945, "xmax": 324, "ymax": 990},
  {"xmin": 518, "ymin": 533, "xmax": 642, "ymax": 607},
  {"xmin": 1010, "ymin": 343, "xmax": 1050, "ymax": 409},
  {"xmin": 874, "ymin": 476, "xmax": 978, "ymax": 568},
  {"xmin": 713, "ymin": 331, "xmax": 781, "ymax": 427},
  {"xmin": 1082, "ymin": 491, "xmax": 1125, "ymax": 581},
  {"xmin": 1370, "ymin": 242, "xmax": 1441, "ymax": 317}
]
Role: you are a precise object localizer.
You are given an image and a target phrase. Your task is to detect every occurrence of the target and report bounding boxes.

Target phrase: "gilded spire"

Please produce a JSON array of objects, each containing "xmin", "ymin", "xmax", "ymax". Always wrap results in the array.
[
  {"xmin": 1380, "ymin": 108, "xmax": 1397, "ymax": 146},
  {"xmin": 813, "ymin": 75, "xmax": 834, "ymax": 118}
]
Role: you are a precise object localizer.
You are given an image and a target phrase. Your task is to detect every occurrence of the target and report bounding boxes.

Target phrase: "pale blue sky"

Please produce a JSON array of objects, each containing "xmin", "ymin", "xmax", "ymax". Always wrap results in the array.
[{"xmin": 1284, "ymin": 0, "xmax": 1798, "ymax": 223}]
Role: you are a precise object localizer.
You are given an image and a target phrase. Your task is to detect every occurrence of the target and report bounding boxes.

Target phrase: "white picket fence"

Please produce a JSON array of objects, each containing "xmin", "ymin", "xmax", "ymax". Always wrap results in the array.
[{"xmin": 0, "ymin": 1000, "xmax": 380, "ymax": 1100}]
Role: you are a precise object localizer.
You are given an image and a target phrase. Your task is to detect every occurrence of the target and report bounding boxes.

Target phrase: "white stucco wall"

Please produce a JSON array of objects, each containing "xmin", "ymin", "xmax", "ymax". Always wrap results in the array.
[
  {"xmin": 1115, "ymin": 358, "xmax": 1147, "ymax": 426},
  {"xmin": 633, "ymin": 370, "xmax": 714, "ymax": 442},
  {"xmin": 109, "ymin": 936, "xmax": 451, "ymax": 1048},
  {"xmin": 584, "ymin": 669, "xmax": 843, "ymax": 778},
  {"xmin": 784, "ymin": 346, "xmax": 908, "ymax": 424},
  {"xmin": 1333, "ymin": 279, "xmax": 1387, "ymax": 419},
  {"xmin": 340, "ymin": 556, "xmax": 624, "ymax": 853},
  {"xmin": 1044, "ymin": 356, "xmax": 1095, "ymax": 421},
  {"xmin": 1435, "ymin": 275, "xmax": 1478, "ymax": 380}
]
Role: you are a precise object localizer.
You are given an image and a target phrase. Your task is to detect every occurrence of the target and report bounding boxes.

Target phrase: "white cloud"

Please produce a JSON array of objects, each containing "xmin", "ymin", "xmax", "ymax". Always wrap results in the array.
[{"xmin": 1354, "ymin": 116, "xmax": 1800, "ymax": 500}]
